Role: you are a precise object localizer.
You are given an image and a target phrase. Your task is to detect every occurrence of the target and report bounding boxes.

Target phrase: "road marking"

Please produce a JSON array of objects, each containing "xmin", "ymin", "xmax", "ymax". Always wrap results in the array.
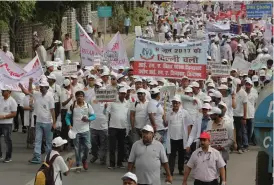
[{"xmin": 24, "ymin": 151, "xmax": 74, "ymax": 185}]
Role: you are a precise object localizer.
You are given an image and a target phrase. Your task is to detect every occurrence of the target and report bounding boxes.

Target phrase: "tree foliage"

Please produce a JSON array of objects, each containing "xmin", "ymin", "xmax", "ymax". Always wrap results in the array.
[
  {"xmin": 0, "ymin": 1, "xmax": 35, "ymax": 54},
  {"xmin": 35, "ymin": 1, "xmax": 87, "ymax": 40},
  {"xmin": 128, "ymin": 7, "xmax": 150, "ymax": 32}
]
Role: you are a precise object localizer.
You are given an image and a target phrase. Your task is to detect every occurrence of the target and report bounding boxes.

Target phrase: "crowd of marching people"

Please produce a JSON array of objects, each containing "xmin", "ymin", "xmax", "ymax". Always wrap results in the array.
[{"xmin": 0, "ymin": 1, "xmax": 273, "ymax": 185}]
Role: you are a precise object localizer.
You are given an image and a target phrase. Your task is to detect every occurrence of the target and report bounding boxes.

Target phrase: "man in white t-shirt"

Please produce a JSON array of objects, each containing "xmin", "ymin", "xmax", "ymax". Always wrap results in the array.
[
  {"xmin": 105, "ymin": 87, "xmax": 129, "ymax": 169},
  {"xmin": 0, "ymin": 85, "xmax": 17, "ymax": 162},
  {"xmin": 233, "ymin": 78, "xmax": 248, "ymax": 154},
  {"xmin": 46, "ymin": 137, "xmax": 73, "ymax": 185},
  {"xmin": 19, "ymin": 78, "xmax": 56, "ymax": 164},
  {"xmin": 66, "ymin": 90, "xmax": 95, "ymax": 172}
]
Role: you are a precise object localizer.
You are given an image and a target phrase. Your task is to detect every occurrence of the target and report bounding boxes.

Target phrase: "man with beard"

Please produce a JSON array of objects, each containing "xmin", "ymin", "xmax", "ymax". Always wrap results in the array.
[
  {"xmin": 128, "ymin": 125, "xmax": 172, "ymax": 185},
  {"xmin": 183, "ymin": 132, "xmax": 226, "ymax": 185}
]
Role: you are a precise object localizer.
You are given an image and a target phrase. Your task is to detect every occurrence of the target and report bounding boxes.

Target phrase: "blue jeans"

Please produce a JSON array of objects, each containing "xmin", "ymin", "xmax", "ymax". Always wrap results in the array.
[
  {"xmin": 73, "ymin": 131, "xmax": 91, "ymax": 166},
  {"xmin": 0, "ymin": 124, "xmax": 12, "ymax": 158},
  {"xmin": 33, "ymin": 122, "xmax": 53, "ymax": 161},
  {"xmin": 157, "ymin": 130, "xmax": 167, "ymax": 149}
]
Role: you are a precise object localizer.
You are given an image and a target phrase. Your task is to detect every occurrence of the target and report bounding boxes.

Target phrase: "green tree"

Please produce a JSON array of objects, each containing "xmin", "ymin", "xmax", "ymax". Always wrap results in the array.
[
  {"xmin": 0, "ymin": 1, "xmax": 35, "ymax": 54},
  {"xmin": 35, "ymin": 1, "xmax": 87, "ymax": 41}
]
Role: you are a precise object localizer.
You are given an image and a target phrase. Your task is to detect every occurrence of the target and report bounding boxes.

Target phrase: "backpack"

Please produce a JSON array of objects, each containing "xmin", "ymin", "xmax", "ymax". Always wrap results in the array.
[{"xmin": 34, "ymin": 152, "xmax": 60, "ymax": 185}]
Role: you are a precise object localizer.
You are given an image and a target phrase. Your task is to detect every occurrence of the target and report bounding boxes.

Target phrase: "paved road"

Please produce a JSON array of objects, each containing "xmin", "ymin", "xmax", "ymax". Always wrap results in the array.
[{"xmin": 0, "ymin": 131, "xmax": 258, "ymax": 185}]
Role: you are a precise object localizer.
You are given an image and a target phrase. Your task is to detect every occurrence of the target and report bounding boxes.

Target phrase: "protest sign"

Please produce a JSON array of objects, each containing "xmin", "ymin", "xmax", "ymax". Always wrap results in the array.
[
  {"xmin": 160, "ymin": 85, "xmax": 176, "ymax": 113},
  {"xmin": 232, "ymin": 56, "xmax": 251, "ymax": 74},
  {"xmin": 61, "ymin": 63, "xmax": 78, "ymax": 76},
  {"xmin": 208, "ymin": 128, "xmax": 228, "ymax": 147},
  {"xmin": 206, "ymin": 21, "xmax": 230, "ymax": 32},
  {"xmin": 134, "ymin": 38, "xmax": 207, "ymax": 65},
  {"xmin": 208, "ymin": 62, "xmax": 230, "ymax": 77},
  {"xmin": 77, "ymin": 21, "xmax": 103, "ymax": 66},
  {"xmin": 251, "ymin": 59, "xmax": 263, "ymax": 70},
  {"xmin": 132, "ymin": 61, "xmax": 206, "ymax": 80},
  {"xmin": 95, "ymin": 89, "xmax": 117, "ymax": 102},
  {"xmin": 246, "ymin": 3, "xmax": 272, "ymax": 18},
  {"xmin": 103, "ymin": 32, "xmax": 129, "ymax": 68},
  {"xmin": 135, "ymin": 26, "xmax": 142, "ymax": 37},
  {"xmin": 241, "ymin": 23, "xmax": 253, "ymax": 33},
  {"xmin": 230, "ymin": 24, "xmax": 240, "ymax": 34}
]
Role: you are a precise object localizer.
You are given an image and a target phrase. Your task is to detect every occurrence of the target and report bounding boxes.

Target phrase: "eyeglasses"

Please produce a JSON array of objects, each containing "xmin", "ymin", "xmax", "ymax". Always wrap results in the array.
[{"xmin": 111, "ymin": 78, "xmax": 117, "ymax": 80}]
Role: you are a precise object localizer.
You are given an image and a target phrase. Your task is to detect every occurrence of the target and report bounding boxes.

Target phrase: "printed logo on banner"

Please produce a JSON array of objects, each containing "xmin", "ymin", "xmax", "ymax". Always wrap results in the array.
[
  {"xmin": 140, "ymin": 48, "xmax": 154, "ymax": 60},
  {"xmin": 104, "ymin": 51, "xmax": 118, "ymax": 61}
]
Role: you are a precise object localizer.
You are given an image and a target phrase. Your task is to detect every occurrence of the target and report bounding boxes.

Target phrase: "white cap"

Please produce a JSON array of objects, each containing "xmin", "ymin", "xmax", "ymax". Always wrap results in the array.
[
  {"xmin": 68, "ymin": 130, "xmax": 76, "ymax": 139},
  {"xmin": 214, "ymin": 37, "xmax": 219, "ymax": 42},
  {"xmin": 71, "ymin": 75, "xmax": 78, "ymax": 79},
  {"xmin": 149, "ymin": 80, "xmax": 158, "ymax": 86},
  {"xmin": 171, "ymin": 95, "xmax": 181, "ymax": 103},
  {"xmin": 218, "ymin": 84, "xmax": 228, "ymax": 90},
  {"xmin": 208, "ymin": 89, "xmax": 215, "ymax": 93},
  {"xmin": 119, "ymin": 87, "xmax": 127, "ymax": 93},
  {"xmin": 207, "ymin": 56, "xmax": 212, "ymax": 60},
  {"xmin": 230, "ymin": 68, "xmax": 237, "ymax": 72},
  {"xmin": 46, "ymin": 61, "xmax": 54, "ymax": 68},
  {"xmin": 202, "ymin": 103, "xmax": 212, "ymax": 110},
  {"xmin": 204, "ymin": 96, "xmax": 212, "ymax": 102},
  {"xmin": 95, "ymin": 81, "xmax": 102, "ymax": 87},
  {"xmin": 234, "ymin": 78, "xmax": 242, "ymax": 85},
  {"xmin": 88, "ymin": 74, "xmax": 96, "ymax": 79},
  {"xmin": 136, "ymin": 88, "xmax": 146, "ymax": 94},
  {"xmin": 156, "ymin": 77, "xmax": 165, "ymax": 84},
  {"xmin": 84, "ymin": 70, "xmax": 91, "ymax": 77},
  {"xmin": 142, "ymin": 125, "xmax": 154, "ymax": 133},
  {"xmin": 237, "ymin": 44, "xmax": 242, "ymax": 47},
  {"xmin": 101, "ymin": 72, "xmax": 110, "ymax": 76},
  {"xmin": 118, "ymin": 66, "xmax": 124, "ymax": 70},
  {"xmin": 208, "ymin": 107, "xmax": 222, "ymax": 115},
  {"xmin": 39, "ymin": 81, "xmax": 49, "ymax": 87},
  {"xmin": 219, "ymin": 101, "xmax": 227, "ymax": 109},
  {"xmin": 261, "ymin": 65, "xmax": 267, "ymax": 69},
  {"xmin": 226, "ymin": 39, "xmax": 231, "ymax": 42},
  {"xmin": 257, "ymin": 48, "xmax": 262, "ymax": 53},
  {"xmin": 89, "ymin": 20, "xmax": 92, "ymax": 23},
  {"xmin": 117, "ymin": 74, "xmax": 125, "ymax": 80},
  {"xmin": 207, "ymin": 82, "xmax": 215, "ymax": 88},
  {"xmin": 52, "ymin": 137, "xmax": 68, "ymax": 147},
  {"xmin": 245, "ymin": 78, "xmax": 253, "ymax": 85},
  {"xmin": 182, "ymin": 76, "xmax": 189, "ymax": 79},
  {"xmin": 259, "ymin": 70, "xmax": 266, "ymax": 77},
  {"xmin": 54, "ymin": 40, "xmax": 59, "ymax": 44},
  {"xmin": 213, "ymin": 90, "xmax": 222, "ymax": 98},
  {"xmin": 222, "ymin": 59, "xmax": 228, "ymax": 64},
  {"xmin": 122, "ymin": 172, "xmax": 138, "ymax": 183},
  {"xmin": 220, "ymin": 78, "xmax": 227, "ymax": 83},
  {"xmin": 47, "ymin": 73, "xmax": 56, "ymax": 80},
  {"xmin": 1, "ymin": 85, "xmax": 12, "ymax": 91},
  {"xmin": 63, "ymin": 79, "xmax": 71, "ymax": 86},
  {"xmin": 184, "ymin": 87, "xmax": 193, "ymax": 93},
  {"xmin": 190, "ymin": 81, "xmax": 199, "ymax": 88},
  {"xmin": 252, "ymin": 75, "xmax": 259, "ymax": 82},
  {"xmin": 135, "ymin": 78, "xmax": 143, "ymax": 83},
  {"xmin": 3, "ymin": 43, "xmax": 8, "ymax": 47},
  {"xmin": 150, "ymin": 87, "xmax": 160, "ymax": 94}
]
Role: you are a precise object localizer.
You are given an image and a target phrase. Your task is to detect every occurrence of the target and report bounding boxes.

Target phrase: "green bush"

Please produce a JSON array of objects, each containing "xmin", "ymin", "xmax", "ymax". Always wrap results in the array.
[
  {"xmin": 110, "ymin": 5, "xmax": 127, "ymax": 33},
  {"xmin": 128, "ymin": 7, "xmax": 150, "ymax": 32}
]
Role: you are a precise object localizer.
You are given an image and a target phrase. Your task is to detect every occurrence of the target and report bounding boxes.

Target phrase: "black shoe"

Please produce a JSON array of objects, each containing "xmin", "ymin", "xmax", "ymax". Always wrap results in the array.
[
  {"xmin": 90, "ymin": 156, "xmax": 98, "ymax": 163},
  {"xmin": 22, "ymin": 129, "xmax": 27, "ymax": 134},
  {"xmin": 3, "ymin": 158, "xmax": 12, "ymax": 163},
  {"xmin": 12, "ymin": 129, "xmax": 18, "ymax": 132}
]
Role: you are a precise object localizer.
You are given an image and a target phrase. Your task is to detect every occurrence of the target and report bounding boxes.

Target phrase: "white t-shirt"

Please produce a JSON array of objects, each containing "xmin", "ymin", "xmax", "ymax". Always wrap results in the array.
[
  {"xmin": 147, "ymin": 99, "xmax": 165, "ymax": 131},
  {"xmin": 83, "ymin": 86, "xmax": 95, "ymax": 104},
  {"xmin": 67, "ymin": 102, "xmax": 94, "ymax": 133},
  {"xmin": 131, "ymin": 100, "xmax": 149, "ymax": 129},
  {"xmin": 44, "ymin": 150, "xmax": 68, "ymax": 185},
  {"xmin": 33, "ymin": 91, "xmax": 55, "ymax": 123},
  {"xmin": 233, "ymin": 89, "xmax": 248, "ymax": 117},
  {"xmin": 222, "ymin": 95, "xmax": 233, "ymax": 118},
  {"xmin": 246, "ymin": 91, "xmax": 258, "ymax": 119},
  {"xmin": 0, "ymin": 96, "xmax": 17, "ymax": 124},
  {"xmin": 90, "ymin": 101, "xmax": 108, "ymax": 130},
  {"xmin": 60, "ymin": 88, "xmax": 73, "ymax": 110},
  {"xmin": 107, "ymin": 101, "xmax": 129, "ymax": 129},
  {"xmin": 49, "ymin": 84, "xmax": 62, "ymax": 103},
  {"xmin": 11, "ymin": 91, "xmax": 25, "ymax": 106}
]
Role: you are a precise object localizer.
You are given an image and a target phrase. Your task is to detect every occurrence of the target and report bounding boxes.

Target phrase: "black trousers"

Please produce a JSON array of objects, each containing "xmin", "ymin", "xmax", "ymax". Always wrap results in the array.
[
  {"xmin": 169, "ymin": 139, "xmax": 184, "ymax": 174},
  {"xmin": 246, "ymin": 119, "xmax": 253, "ymax": 143},
  {"xmin": 108, "ymin": 128, "xmax": 126, "ymax": 167},
  {"xmin": 60, "ymin": 109, "xmax": 68, "ymax": 140},
  {"xmin": 194, "ymin": 179, "xmax": 218, "ymax": 185},
  {"xmin": 125, "ymin": 26, "xmax": 129, "ymax": 35},
  {"xmin": 55, "ymin": 102, "xmax": 60, "ymax": 119},
  {"xmin": 233, "ymin": 116, "xmax": 244, "ymax": 150},
  {"xmin": 14, "ymin": 105, "xmax": 25, "ymax": 130}
]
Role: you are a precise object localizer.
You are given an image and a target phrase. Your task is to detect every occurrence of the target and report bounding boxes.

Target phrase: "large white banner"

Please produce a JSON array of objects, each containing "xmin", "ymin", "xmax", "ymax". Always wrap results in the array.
[
  {"xmin": 232, "ymin": 56, "xmax": 251, "ymax": 74},
  {"xmin": 103, "ymin": 32, "xmax": 129, "ymax": 68},
  {"xmin": 77, "ymin": 21, "xmax": 103, "ymax": 66},
  {"xmin": 0, "ymin": 54, "xmax": 43, "ymax": 91}
]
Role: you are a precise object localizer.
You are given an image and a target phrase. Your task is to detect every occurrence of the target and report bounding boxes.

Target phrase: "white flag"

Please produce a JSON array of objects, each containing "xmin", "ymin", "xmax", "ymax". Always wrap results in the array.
[
  {"xmin": 103, "ymin": 32, "xmax": 129, "ymax": 68},
  {"xmin": 77, "ymin": 21, "xmax": 103, "ymax": 66}
]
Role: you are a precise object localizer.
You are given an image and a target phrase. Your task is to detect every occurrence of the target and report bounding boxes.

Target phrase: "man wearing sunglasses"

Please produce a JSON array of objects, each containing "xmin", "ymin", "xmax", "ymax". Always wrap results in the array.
[{"xmin": 183, "ymin": 132, "xmax": 226, "ymax": 185}]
